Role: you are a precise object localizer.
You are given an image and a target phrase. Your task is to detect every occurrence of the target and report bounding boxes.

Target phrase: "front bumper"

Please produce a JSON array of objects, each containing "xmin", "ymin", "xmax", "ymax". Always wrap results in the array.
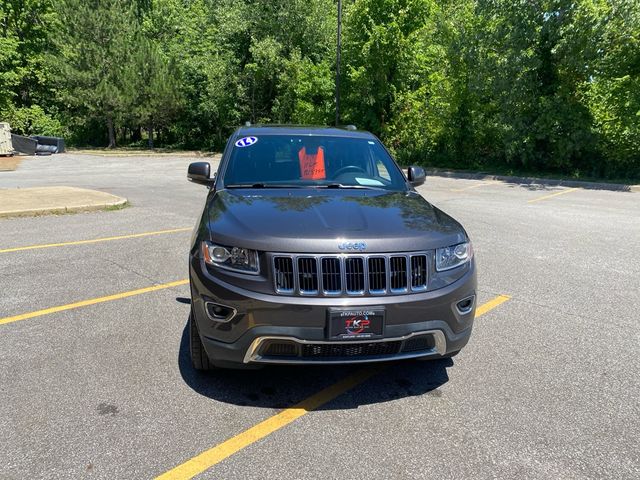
[{"xmin": 189, "ymin": 255, "xmax": 477, "ymax": 366}]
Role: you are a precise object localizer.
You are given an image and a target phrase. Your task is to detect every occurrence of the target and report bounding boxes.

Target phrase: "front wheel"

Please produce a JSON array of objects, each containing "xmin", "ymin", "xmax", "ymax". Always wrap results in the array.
[{"xmin": 189, "ymin": 309, "xmax": 214, "ymax": 371}]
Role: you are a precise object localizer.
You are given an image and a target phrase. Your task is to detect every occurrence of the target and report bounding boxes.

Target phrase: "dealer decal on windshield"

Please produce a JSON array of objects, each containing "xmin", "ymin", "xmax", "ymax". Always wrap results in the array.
[
  {"xmin": 235, "ymin": 136, "xmax": 258, "ymax": 148},
  {"xmin": 298, "ymin": 146, "xmax": 326, "ymax": 180}
]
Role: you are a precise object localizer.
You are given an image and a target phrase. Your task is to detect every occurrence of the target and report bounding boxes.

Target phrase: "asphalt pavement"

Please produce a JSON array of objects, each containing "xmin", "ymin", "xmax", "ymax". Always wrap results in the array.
[{"xmin": 1, "ymin": 154, "xmax": 638, "ymax": 479}]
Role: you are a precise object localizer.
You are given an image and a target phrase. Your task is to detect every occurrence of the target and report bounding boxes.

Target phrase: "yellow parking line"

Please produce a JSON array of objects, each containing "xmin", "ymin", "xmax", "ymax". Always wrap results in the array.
[
  {"xmin": 156, "ymin": 294, "xmax": 511, "ymax": 480},
  {"xmin": 155, "ymin": 368, "xmax": 380, "ymax": 480},
  {"xmin": 475, "ymin": 294, "xmax": 511, "ymax": 316},
  {"xmin": 0, "ymin": 227, "xmax": 192, "ymax": 254},
  {"xmin": 527, "ymin": 187, "xmax": 578, "ymax": 204},
  {"xmin": 0, "ymin": 279, "xmax": 189, "ymax": 326}
]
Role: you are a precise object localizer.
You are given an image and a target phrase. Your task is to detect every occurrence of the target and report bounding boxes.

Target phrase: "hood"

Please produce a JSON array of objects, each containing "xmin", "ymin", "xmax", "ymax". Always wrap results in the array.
[{"xmin": 207, "ymin": 189, "xmax": 467, "ymax": 253}]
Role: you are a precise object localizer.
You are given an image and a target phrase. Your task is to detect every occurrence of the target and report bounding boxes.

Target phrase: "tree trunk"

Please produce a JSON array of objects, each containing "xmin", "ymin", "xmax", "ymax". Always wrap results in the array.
[
  {"xmin": 132, "ymin": 126, "xmax": 142, "ymax": 142},
  {"xmin": 107, "ymin": 117, "xmax": 116, "ymax": 149},
  {"xmin": 147, "ymin": 123, "xmax": 154, "ymax": 149}
]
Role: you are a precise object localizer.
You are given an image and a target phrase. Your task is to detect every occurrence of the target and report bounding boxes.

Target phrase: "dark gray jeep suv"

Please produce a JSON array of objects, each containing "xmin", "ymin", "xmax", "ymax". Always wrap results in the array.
[{"xmin": 187, "ymin": 125, "xmax": 477, "ymax": 369}]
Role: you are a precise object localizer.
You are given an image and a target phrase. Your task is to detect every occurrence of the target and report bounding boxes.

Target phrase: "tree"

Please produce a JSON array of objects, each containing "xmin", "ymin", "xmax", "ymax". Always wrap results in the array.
[
  {"xmin": 127, "ymin": 37, "xmax": 182, "ymax": 148},
  {"xmin": 1, "ymin": 0, "xmax": 635, "ymax": 178},
  {"xmin": 579, "ymin": 0, "xmax": 640, "ymax": 178},
  {"xmin": 0, "ymin": 0, "xmax": 60, "ymax": 135},
  {"xmin": 54, "ymin": 0, "xmax": 139, "ymax": 147},
  {"xmin": 274, "ymin": 51, "xmax": 335, "ymax": 125}
]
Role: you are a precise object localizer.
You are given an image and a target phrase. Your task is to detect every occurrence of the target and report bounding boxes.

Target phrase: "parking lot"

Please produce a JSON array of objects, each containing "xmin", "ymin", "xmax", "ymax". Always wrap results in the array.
[{"xmin": 1, "ymin": 153, "xmax": 639, "ymax": 479}]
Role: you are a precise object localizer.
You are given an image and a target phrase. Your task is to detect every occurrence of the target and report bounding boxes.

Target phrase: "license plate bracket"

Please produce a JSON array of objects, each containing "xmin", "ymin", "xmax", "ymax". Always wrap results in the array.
[{"xmin": 327, "ymin": 308, "xmax": 385, "ymax": 340}]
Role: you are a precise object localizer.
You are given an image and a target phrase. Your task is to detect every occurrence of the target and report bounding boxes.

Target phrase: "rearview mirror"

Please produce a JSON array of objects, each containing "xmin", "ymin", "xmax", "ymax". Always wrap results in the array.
[
  {"xmin": 188, "ymin": 162, "xmax": 213, "ymax": 186},
  {"xmin": 407, "ymin": 166, "xmax": 426, "ymax": 187}
]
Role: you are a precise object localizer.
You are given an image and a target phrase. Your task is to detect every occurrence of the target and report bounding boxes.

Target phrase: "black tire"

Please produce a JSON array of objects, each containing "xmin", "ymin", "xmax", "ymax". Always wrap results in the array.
[{"xmin": 189, "ymin": 309, "xmax": 214, "ymax": 371}]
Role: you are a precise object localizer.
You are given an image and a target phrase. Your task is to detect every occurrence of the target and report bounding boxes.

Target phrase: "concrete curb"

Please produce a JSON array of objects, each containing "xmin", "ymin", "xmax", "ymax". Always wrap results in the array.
[
  {"xmin": 67, "ymin": 150, "xmax": 218, "ymax": 158},
  {"xmin": 424, "ymin": 168, "xmax": 639, "ymax": 193},
  {"xmin": 0, "ymin": 187, "xmax": 128, "ymax": 219}
]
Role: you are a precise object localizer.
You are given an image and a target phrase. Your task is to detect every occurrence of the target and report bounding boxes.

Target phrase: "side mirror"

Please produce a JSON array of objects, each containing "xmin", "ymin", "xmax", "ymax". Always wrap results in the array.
[
  {"xmin": 407, "ymin": 166, "xmax": 426, "ymax": 187},
  {"xmin": 188, "ymin": 162, "xmax": 214, "ymax": 186}
]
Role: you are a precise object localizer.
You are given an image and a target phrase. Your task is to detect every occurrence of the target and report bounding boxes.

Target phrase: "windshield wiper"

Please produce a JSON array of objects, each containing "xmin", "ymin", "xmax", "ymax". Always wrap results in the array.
[
  {"xmin": 225, "ymin": 183, "xmax": 304, "ymax": 189},
  {"xmin": 225, "ymin": 183, "xmax": 387, "ymax": 190},
  {"xmin": 320, "ymin": 183, "xmax": 386, "ymax": 190}
]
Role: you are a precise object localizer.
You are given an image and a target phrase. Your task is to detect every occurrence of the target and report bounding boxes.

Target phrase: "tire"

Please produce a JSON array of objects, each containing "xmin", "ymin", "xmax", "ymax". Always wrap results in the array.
[{"xmin": 189, "ymin": 309, "xmax": 214, "ymax": 371}]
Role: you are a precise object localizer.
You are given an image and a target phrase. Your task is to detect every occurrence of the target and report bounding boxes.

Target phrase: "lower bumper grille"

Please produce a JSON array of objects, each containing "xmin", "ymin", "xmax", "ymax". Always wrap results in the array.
[
  {"xmin": 256, "ymin": 334, "xmax": 437, "ymax": 362},
  {"xmin": 402, "ymin": 335, "xmax": 435, "ymax": 352},
  {"xmin": 302, "ymin": 341, "xmax": 402, "ymax": 358},
  {"xmin": 262, "ymin": 342, "xmax": 298, "ymax": 357}
]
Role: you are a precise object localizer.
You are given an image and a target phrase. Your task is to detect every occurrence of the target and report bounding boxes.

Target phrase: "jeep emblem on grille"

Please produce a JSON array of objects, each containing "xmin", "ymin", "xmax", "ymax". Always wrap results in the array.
[{"xmin": 338, "ymin": 241, "xmax": 367, "ymax": 251}]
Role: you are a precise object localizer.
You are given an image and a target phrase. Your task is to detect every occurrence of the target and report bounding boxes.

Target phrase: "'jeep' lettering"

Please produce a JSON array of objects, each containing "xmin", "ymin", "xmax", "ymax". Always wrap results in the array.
[{"xmin": 338, "ymin": 241, "xmax": 367, "ymax": 251}]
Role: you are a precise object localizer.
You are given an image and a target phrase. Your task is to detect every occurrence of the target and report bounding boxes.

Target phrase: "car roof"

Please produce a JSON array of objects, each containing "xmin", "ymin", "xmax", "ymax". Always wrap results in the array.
[{"xmin": 234, "ymin": 125, "xmax": 375, "ymax": 139}]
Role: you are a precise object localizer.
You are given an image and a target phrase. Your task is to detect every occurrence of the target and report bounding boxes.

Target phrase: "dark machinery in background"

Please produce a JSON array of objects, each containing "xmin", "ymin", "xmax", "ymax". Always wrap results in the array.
[
  {"xmin": 1, "ymin": 122, "xmax": 66, "ymax": 157},
  {"xmin": 31, "ymin": 135, "xmax": 66, "ymax": 155},
  {"xmin": 8, "ymin": 133, "xmax": 65, "ymax": 156}
]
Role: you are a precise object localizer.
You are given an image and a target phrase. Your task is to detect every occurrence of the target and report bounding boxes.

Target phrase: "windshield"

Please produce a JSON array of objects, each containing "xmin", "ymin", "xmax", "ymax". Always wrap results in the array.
[{"xmin": 222, "ymin": 135, "xmax": 407, "ymax": 191}]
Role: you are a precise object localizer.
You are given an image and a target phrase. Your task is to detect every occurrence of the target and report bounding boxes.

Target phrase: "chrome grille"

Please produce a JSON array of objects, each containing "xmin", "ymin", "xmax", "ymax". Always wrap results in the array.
[
  {"xmin": 321, "ymin": 257, "xmax": 342, "ymax": 293},
  {"xmin": 297, "ymin": 257, "xmax": 318, "ymax": 293},
  {"xmin": 368, "ymin": 257, "xmax": 386, "ymax": 293},
  {"xmin": 390, "ymin": 256, "xmax": 408, "ymax": 292},
  {"xmin": 272, "ymin": 253, "xmax": 429, "ymax": 296},
  {"xmin": 345, "ymin": 257, "xmax": 365, "ymax": 293},
  {"xmin": 411, "ymin": 255, "xmax": 428, "ymax": 291},
  {"xmin": 274, "ymin": 256, "xmax": 294, "ymax": 292}
]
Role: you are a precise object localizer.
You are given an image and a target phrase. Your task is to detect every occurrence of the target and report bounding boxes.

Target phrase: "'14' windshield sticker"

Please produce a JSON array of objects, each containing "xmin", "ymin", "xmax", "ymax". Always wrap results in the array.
[{"xmin": 235, "ymin": 136, "xmax": 258, "ymax": 148}]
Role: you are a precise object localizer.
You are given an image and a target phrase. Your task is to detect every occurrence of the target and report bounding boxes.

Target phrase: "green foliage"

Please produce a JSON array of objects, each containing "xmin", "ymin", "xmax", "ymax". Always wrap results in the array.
[
  {"xmin": 54, "ymin": 0, "xmax": 139, "ymax": 146},
  {"xmin": 126, "ymin": 36, "xmax": 182, "ymax": 146},
  {"xmin": 0, "ymin": 33, "xmax": 19, "ymax": 115},
  {"xmin": 579, "ymin": 0, "xmax": 640, "ymax": 178},
  {"xmin": 275, "ymin": 52, "xmax": 335, "ymax": 125},
  {"xmin": 0, "ymin": 0, "xmax": 637, "ymax": 178},
  {"xmin": 6, "ymin": 105, "xmax": 64, "ymax": 136},
  {"xmin": 0, "ymin": 0, "xmax": 57, "ymax": 118}
]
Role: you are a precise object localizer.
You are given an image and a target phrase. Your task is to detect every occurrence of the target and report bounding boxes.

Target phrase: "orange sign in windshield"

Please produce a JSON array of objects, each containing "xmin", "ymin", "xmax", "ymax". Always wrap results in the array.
[{"xmin": 298, "ymin": 147, "xmax": 326, "ymax": 180}]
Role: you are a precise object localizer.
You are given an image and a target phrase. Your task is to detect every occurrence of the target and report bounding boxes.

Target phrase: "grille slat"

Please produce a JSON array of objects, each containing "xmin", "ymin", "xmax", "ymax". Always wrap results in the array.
[
  {"xmin": 297, "ymin": 257, "xmax": 318, "ymax": 293},
  {"xmin": 345, "ymin": 257, "xmax": 365, "ymax": 293},
  {"xmin": 321, "ymin": 258, "xmax": 342, "ymax": 293},
  {"xmin": 274, "ymin": 257, "xmax": 294, "ymax": 292},
  {"xmin": 410, "ymin": 255, "xmax": 428, "ymax": 289},
  {"xmin": 273, "ymin": 253, "xmax": 428, "ymax": 296},
  {"xmin": 368, "ymin": 257, "xmax": 386, "ymax": 292},
  {"xmin": 390, "ymin": 256, "xmax": 408, "ymax": 291}
]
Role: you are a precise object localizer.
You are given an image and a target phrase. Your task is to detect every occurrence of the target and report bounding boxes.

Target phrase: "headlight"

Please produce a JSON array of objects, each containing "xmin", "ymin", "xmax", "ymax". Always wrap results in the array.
[
  {"xmin": 435, "ymin": 242, "xmax": 473, "ymax": 272},
  {"xmin": 201, "ymin": 241, "xmax": 259, "ymax": 274}
]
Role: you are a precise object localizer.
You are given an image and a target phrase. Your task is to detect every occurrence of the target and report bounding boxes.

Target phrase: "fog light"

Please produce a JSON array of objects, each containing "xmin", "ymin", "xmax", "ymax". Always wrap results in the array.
[
  {"xmin": 205, "ymin": 302, "xmax": 237, "ymax": 323},
  {"xmin": 456, "ymin": 296, "xmax": 475, "ymax": 315}
]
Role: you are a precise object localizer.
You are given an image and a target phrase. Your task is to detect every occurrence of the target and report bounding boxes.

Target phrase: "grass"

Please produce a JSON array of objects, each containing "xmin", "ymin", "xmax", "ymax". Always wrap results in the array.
[
  {"xmin": 104, "ymin": 200, "xmax": 130, "ymax": 211},
  {"xmin": 425, "ymin": 164, "xmax": 640, "ymax": 186},
  {"xmin": 68, "ymin": 147, "xmax": 216, "ymax": 157},
  {"xmin": 0, "ymin": 201, "xmax": 130, "ymax": 219}
]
